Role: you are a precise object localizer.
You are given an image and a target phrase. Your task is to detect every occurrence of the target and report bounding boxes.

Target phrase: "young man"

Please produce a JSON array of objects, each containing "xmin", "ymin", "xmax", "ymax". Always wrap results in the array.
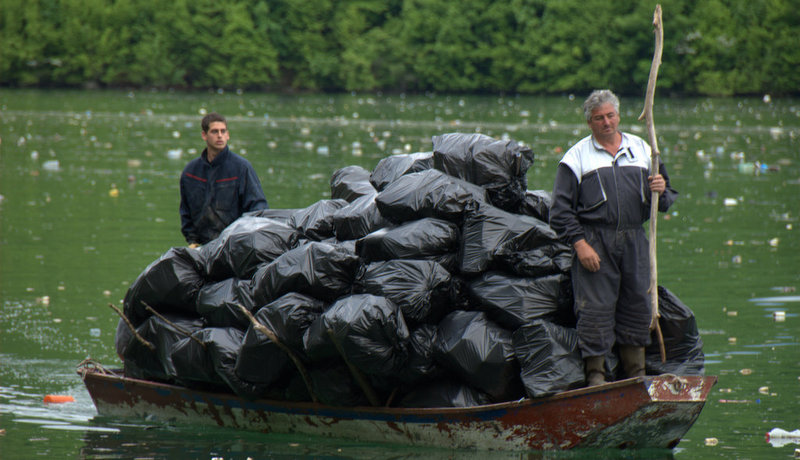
[
  {"xmin": 549, "ymin": 90, "xmax": 678, "ymax": 386},
  {"xmin": 179, "ymin": 113, "xmax": 268, "ymax": 246}
]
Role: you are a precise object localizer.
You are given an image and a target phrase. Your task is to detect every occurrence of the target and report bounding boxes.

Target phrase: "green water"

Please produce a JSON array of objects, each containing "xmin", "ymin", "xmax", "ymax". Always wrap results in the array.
[{"xmin": 0, "ymin": 89, "xmax": 798, "ymax": 459}]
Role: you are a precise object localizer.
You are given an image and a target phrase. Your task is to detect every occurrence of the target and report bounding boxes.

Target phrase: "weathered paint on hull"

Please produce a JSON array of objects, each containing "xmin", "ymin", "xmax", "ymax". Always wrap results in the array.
[{"xmin": 81, "ymin": 369, "xmax": 715, "ymax": 451}]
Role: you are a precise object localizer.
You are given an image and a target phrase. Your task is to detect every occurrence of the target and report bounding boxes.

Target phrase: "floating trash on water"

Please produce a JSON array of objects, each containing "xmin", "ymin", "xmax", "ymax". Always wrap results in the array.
[
  {"xmin": 30, "ymin": 151, "xmax": 39, "ymax": 160},
  {"xmin": 109, "ymin": 185, "xmax": 120, "ymax": 198},
  {"xmin": 167, "ymin": 149, "xmax": 183, "ymax": 160},
  {"xmin": 728, "ymin": 337, "xmax": 737, "ymax": 344},
  {"xmin": 732, "ymin": 255, "xmax": 742, "ymax": 264},
  {"xmin": 724, "ymin": 198, "xmax": 738, "ymax": 207},
  {"xmin": 199, "ymin": 108, "xmax": 207, "ymax": 115},
  {"xmin": 316, "ymin": 146, "xmax": 330, "ymax": 156},
  {"xmin": 17, "ymin": 136, "xmax": 26, "ymax": 146},
  {"xmin": 39, "ymin": 296, "xmax": 50, "ymax": 306},
  {"xmin": 300, "ymin": 127, "xmax": 311, "ymax": 136},
  {"xmin": 759, "ymin": 386, "xmax": 770, "ymax": 395},
  {"xmin": 763, "ymin": 94, "xmax": 772, "ymax": 103},
  {"xmin": 44, "ymin": 395, "xmax": 75, "ymax": 404},
  {"xmin": 103, "ymin": 290, "xmax": 111, "ymax": 297},
  {"xmin": 737, "ymin": 162, "xmax": 755, "ymax": 174},
  {"xmin": 769, "ymin": 238, "xmax": 779, "ymax": 247},
  {"xmin": 127, "ymin": 159, "xmax": 142, "ymax": 168},
  {"xmin": 42, "ymin": 160, "xmax": 60, "ymax": 171},
  {"xmin": 773, "ymin": 311, "xmax": 786, "ymax": 322},
  {"xmin": 727, "ymin": 311, "xmax": 738, "ymax": 317},
  {"xmin": 90, "ymin": 328, "xmax": 101, "ymax": 337},
  {"xmin": 705, "ymin": 437, "xmax": 719, "ymax": 446},
  {"xmin": 404, "ymin": 143, "xmax": 412, "ymax": 152},
  {"xmin": 171, "ymin": 130, "xmax": 181, "ymax": 139},
  {"xmin": 719, "ymin": 399, "xmax": 751, "ymax": 404},
  {"xmin": 740, "ymin": 368, "xmax": 753, "ymax": 375},
  {"xmin": 719, "ymin": 388, "xmax": 733, "ymax": 393},
  {"xmin": 267, "ymin": 141, "xmax": 277, "ymax": 149},
  {"xmin": 307, "ymin": 173, "xmax": 325, "ymax": 181},
  {"xmin": 766, "ymin": 428, "xmax": 800, "ymax": 448}
]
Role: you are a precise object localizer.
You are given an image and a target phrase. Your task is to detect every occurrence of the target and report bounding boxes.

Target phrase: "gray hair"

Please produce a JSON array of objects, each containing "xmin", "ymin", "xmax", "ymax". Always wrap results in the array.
[{"xmin": 583, "ymin": 90, "xmax": 620, "ymax": 121}]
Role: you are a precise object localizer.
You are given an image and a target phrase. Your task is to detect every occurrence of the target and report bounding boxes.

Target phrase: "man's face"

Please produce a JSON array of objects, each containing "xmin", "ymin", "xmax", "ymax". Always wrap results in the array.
[
  {"xmin": 588, "ymin": 103, "xmax": 619, "ymax": 138},
  {"xmin": 202, "ymin": 121, "xmax": 229, "ymax": 152}
]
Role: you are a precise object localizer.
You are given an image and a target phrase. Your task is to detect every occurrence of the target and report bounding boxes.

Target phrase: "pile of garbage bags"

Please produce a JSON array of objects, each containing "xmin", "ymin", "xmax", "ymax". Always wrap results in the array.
[{"xmin": 115, "ymin": 132, "xmax": 704, "ymax": 408}]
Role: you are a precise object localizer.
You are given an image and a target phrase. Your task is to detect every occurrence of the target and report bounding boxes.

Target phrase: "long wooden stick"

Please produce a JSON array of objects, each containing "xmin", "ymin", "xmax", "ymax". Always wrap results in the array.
[
  {"xmin": 637, "ymin": 4, "xmax": 667, "ymax": 363},
  {"xmin": 108, "ymin": 303, "xmax": 155, "ymax": 352},
  {"xmin": 236, "ymin": 305, "xmax": 319, "ymax": 404},
  {"xmin": 326, "ymin": 329, "xmax": 381, "ymax": 407},
  {"xmin": 143, "ymin": 303, "xmax": 207, "ymax": 349}
]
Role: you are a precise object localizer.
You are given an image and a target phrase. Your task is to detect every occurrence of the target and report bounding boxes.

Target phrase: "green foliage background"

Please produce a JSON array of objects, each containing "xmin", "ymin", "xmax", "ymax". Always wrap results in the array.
[{"xmin": 1, "ymin": 0, "xmax": 797, "ymax": 96}]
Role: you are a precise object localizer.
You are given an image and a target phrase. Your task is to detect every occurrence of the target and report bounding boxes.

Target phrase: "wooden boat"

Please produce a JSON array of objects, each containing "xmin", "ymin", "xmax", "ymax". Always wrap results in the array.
[{"xmin": 79, "ymin": 362, "xmax": 716, "ymax": 451}]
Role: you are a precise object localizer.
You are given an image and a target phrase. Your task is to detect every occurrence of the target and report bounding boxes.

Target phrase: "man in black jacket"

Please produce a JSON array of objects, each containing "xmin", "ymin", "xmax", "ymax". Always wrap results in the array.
[
  {"xmin": 179, "ymin": 112, "xmax": 268, "ymax": 246},
  {"xmin": 549, "ymin": 90, "xmax": 678, "ymax": 386}
]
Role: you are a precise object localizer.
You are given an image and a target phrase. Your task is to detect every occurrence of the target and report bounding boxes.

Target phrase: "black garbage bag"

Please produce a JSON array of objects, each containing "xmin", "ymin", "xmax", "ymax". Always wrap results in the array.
[
  {"xmin": 493, "ymin": 239, "xmax": 572, "ymax": 278},
  {"xmin": 397, "ymin": 380, "xmax": 491, "ymax": 408},
  {"xmin": 114, "ymin": 318, "xmax": 133, "ymax": 360},
  {"xmin": 330, "ymin": 165, "xmax": 375, "ymax": 202},
  {"xmin": 517, "ymin": 189, "xmax": 552, "ymax": 222},
  {"xmin": 288, "ymin": 199, "xmax": 349, "ymax": 241},
  {"xmin": 375, "ymin": 169, "xmax": 487, "ymax": 224},
  {"xmin": 172, "ymin": 327, "xmax": 269, "ymax": 399},
  {"xmin": 303, "ymin": 294, "xmax": 409, "ymax": 378},
  {"xmin": 309, "ymin": 363, "xmax": 369, "ymax": 407},
  {"xmin": 369, "ymin": 151, "xmax": 433, "ymax": 191},
  {"xmin": 196, "ymin": 278, "xmax": 257, "ymax": 329},
  {"xmin": 252, "ymin": 241, "xmax": 360, "ymax": 305},
  {"xmin": 433, "ymin": 310, "xmax": 523, "ymax": 402},
  {"xmin": 646, "ymin": 286, "xmax": 705, "ymax": 376},
  {"xmin": 170, "ymin": 328, "xmax": 231, "ymax": 391},
  {"xmin": 200, "ymin": 216, "xmax": 299, "ymax": 281},
  {"xmin": 354, "ymin": 259, "xmax": 453, "ymax": 325},
  {"xmin": 120, "ymin": 314, "xmax": 204, "ymax": 382},
  {"xmin": 460, "ymin": 204, "xmax": 557, "ymax": 275},
  {"xmin": 244, "ymin": 208, "xmax": 298, "ymax": 223},
  {"xmin": 332, "ymin": 193, "xmax": 392, "ymax": 241},
  {"xmin": 432, "ymin": 133, "xmax": 534, "ymax": 211},
  {"xmin": 123, "ymin": 247, "xmax": 206, "ymax": 327},
  {"xmin": 356, "ymin": 217, "xmax": 460, "ymax": 263},
  {"xmin": 234, "ymin": 320, "xmax": 292, "ymax": 388},
  {"xmin": 468, "ymin": 272, "xmax": 575, "ymax": 330},
  {"xmin": 513, "ymin": 320, "xmax": 585, "ymax": 398},
  {"xmin": 399, "ymin": 324, "xmax": 443, "ymax": 385},
  {"xmin": 253, "ymin": 292, "xmax": 326, "ymax": 359}
]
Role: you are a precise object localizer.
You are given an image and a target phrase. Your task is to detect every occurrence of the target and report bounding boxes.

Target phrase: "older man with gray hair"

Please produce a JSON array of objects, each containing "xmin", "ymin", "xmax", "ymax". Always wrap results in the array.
[{"xmin": 549, "ymin": 89, "xmax": 678, "ymax": 386}]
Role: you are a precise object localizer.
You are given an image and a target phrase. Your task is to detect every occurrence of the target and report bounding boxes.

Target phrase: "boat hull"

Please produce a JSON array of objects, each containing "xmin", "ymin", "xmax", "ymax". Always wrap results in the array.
[{"xmin": 80, "ymin": 366, "xmax": 715, "ymax": 450}]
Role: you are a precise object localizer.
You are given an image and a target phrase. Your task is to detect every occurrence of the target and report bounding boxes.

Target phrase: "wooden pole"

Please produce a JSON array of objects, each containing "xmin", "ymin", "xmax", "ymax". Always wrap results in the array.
[
  {"xmin": 108, "ymin": 303, "xmax": 155, "ymax": 352},
  {"xmin": 236, "ymin": 305, "xmax": 319, "ymax": 404},
  {"xmin": 637, "ymin": 4, "xmax": 667, "ymax": 363},
  {"xmin": 143, "ymin": 303, "xmax": 207, "ymax": 349},
  {"xmin": 326, "ymin": 329, "xmax": 381, "ymax": 407}
]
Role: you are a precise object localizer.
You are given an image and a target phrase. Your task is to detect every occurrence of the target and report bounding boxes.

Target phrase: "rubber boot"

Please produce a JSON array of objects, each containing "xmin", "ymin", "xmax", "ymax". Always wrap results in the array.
[
  {"xmin": 619, "ymin": 345, "xmax": 646, "ymax": 378},
  {"xmin": 584, "ymin": 356, "xmax": 607, "ymax": 387}
]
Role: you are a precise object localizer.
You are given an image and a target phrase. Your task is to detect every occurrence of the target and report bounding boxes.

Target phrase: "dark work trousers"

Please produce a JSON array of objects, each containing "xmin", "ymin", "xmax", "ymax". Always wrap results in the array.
[{"xmin": 572, "ymin": 225, "xmax": 652, "ymax": 358}]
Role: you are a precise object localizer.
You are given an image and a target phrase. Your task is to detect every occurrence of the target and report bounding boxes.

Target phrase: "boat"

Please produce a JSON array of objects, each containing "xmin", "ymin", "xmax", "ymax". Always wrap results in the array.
[{"xmin": 78, "ymin": 361, "xmax": 716, "ymax": 451}]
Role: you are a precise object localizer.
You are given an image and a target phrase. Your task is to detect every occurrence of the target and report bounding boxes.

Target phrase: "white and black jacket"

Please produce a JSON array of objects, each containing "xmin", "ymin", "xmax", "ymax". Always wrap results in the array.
[{"xmin": 549, "ymin": 132, "xmax": 678, "ymax": 246}]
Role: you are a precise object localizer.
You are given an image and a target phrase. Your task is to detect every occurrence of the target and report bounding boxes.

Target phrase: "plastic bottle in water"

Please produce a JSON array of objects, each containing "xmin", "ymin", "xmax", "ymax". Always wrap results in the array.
[{"xmin": 766, "ymin": 428, "xmax": 800, "ymax": 447}]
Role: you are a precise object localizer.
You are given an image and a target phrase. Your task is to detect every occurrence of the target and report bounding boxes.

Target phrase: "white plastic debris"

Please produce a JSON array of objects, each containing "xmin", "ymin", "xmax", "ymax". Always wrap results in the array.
[
  {"xmin": 724, "ymin": 198, "xmax": 738, "ymax": 207},
  {"xmin": 42, "ymin": 160, "xmax": 61, "ymax": 171},
  {"xmin": 766, "ymin": 428, "xmax": 800, "ymax": 447}
]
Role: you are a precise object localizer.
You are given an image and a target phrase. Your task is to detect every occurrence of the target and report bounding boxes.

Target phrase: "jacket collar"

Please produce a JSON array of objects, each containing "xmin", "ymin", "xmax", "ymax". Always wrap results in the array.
[{"xmin": 201, "ymin": 146, "xmax": 230, "ymax": 165}]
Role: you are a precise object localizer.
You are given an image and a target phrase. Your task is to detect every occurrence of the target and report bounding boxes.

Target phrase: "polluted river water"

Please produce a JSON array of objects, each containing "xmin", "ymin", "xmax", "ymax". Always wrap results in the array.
[{"xmin": 0, "ymin": 89, "xmax": 798, "ymax": 459}]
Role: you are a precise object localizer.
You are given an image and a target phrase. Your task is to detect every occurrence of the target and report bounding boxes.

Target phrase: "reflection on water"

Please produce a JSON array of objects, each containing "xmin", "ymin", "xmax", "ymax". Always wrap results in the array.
[{"xmin": 1, "ymin": 89, "xmax": 798, "ymax": 458}]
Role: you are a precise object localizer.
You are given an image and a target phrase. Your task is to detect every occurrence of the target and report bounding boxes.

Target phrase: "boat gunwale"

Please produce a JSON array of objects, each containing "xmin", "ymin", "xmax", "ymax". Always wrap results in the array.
[{"xmin": 79, "ymin": 365, "xmax": 716, "ymax": 417}]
